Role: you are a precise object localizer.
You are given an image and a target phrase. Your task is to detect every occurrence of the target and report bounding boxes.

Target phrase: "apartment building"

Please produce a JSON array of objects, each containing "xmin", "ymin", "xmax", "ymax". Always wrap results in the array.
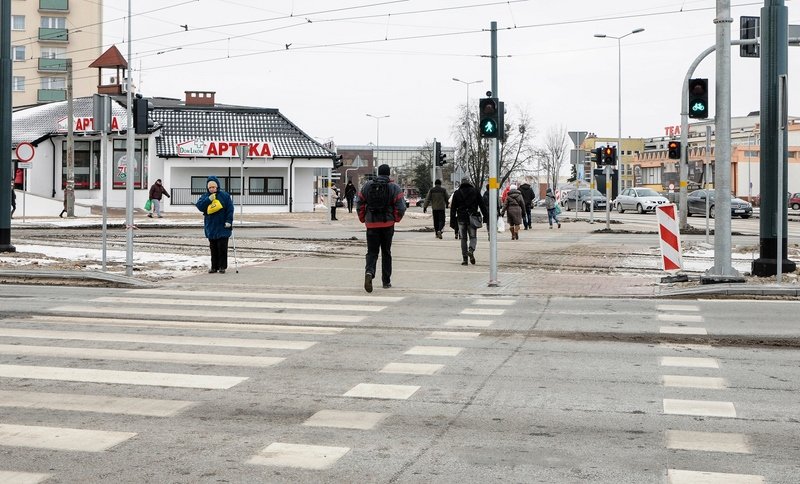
[{"xmin": 10, "ymin": 0, "xmax": 102, "ymax": 107}]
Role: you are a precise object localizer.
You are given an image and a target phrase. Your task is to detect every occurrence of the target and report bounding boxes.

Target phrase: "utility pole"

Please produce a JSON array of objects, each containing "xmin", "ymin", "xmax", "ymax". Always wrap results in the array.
[
  {"xmin": 66, "ymin": 59, "xmax": 75, "ymax": 217},
  {"xmin": 702, "ymin": 0, "xmax": 742, "ymax": 282},
  {"xmin": 0, "ymin": 0, "xmax": 15, "ymax": 252},
  {"xmin": 752, "ymin": 0, "xmax": 796, "ymax": 276},
  {"xmin": 488, "ymin": 21, "xmax": 499, "ymax": 287}
]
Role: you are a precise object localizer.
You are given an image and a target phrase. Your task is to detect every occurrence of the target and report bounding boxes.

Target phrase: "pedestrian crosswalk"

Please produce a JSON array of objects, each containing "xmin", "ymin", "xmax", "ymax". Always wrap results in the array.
[{"xmin": 0, "ymin": 288, "xmax": 397, "ymax": 483}]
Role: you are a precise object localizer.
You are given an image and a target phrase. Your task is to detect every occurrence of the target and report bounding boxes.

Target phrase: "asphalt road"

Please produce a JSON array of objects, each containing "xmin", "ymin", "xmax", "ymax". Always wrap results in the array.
[{"xmin": 0, "ymin": 284, "xmax": 797, "ymax": 483}]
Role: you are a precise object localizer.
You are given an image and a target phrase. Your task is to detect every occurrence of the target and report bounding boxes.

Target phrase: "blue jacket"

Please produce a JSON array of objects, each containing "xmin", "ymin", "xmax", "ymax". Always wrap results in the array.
[{"xmin": 196, "ymin": 175, "xmax": 234, "ymax": 239}]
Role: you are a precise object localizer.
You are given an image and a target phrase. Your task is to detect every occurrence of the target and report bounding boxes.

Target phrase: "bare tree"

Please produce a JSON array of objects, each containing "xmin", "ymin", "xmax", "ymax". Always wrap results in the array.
[
  {"xmin": 450, "ymin": 103, "xmax": 538, "ymax": 189},
  {"xmin": 538, "ymin": 125, "xmax": 570, "ymax": 189}
]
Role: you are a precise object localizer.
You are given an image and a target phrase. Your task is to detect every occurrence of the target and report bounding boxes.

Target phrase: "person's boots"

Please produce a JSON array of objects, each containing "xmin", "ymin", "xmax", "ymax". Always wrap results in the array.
[
  {"xmin": 510, "ymin": 226, "xmax": 516, "ymax": 240},
  {"xmin": 461, "ymin": 257, "xmax": 468, "ymax": 266}
]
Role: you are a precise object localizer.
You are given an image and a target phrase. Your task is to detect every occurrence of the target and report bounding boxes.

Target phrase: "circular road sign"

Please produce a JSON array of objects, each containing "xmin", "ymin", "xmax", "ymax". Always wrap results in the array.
[{"xmin": 15, "ymin": 142, "xmax": 35, "ymax": 162}]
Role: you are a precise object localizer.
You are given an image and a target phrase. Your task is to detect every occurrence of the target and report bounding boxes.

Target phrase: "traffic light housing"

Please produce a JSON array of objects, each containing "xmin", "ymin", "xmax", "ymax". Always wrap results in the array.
[
  {"xmin": 478, "ymin": 98, "xmax": 500, "ymax": 138},
  {"xmin": 332, "ymin": 155, "xmax": 343, "ymax": 169},
  {"xmin": 132, "ymin": 97, "xmax": 154, "ymax": 134},
  {"xmin": 688, "ymin": 78, "xmax": 709, "ymax": 119},
  {"xmin": 434, "ymin": 141, "xmax": 447, "ymax": 166},
  {"xmin": 601, "ymin": 145, "xmax": 616, "ymax": 165},
  {"xmin": 595, "ymin": 147, "xmax": 603, "ymax": 165},
  {"xmin": 667, "ymin": 141, "xmax": 681, "ymax": 160}
]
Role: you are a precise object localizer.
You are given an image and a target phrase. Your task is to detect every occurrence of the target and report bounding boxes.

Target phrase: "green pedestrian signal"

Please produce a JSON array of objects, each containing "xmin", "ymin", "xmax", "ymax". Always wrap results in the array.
[{"xmin": 478, "ymin": 98, "xmax": 499, "ymax": 139}]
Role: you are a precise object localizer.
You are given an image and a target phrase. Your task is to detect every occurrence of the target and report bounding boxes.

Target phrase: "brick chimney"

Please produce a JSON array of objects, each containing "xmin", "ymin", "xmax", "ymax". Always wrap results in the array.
[{"xmin": 185, "ymin": 91, "xmax": 216, "ymax": 106}]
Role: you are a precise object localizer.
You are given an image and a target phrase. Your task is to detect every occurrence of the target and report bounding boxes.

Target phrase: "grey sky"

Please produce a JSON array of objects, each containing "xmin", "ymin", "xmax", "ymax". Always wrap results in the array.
[{"xmin": 101, "ymin": 0, "xmax": 799, "ymax": 147}]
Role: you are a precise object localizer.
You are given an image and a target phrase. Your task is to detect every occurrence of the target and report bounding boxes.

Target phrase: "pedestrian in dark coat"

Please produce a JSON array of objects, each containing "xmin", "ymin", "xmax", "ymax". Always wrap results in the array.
[
  {"xmin": 450, "ymin": 177, "xmax": 488, "ymax": 266},
  {"xmin": 148, "ymin": 179, "xmax": 170, "ymax": 218},
  {"xmin": 10, "ymin": 183, "xmax": 16, "ymax": 218},
  {"xmin": 500, "ymin": 184, "xmax": 525, "ymax": 240},
  {"xmin": 344, "ymin": 180, "xmax": 357, "ymax": 213},
  {"xmin": 357, "ymin": 164, "xmax": 406, "ymax": 292},
  {"xmin": 423, "ymin": 179, "xmax": 449, "ymax": 239},
  {"xmin": 196, "ymin": 176, "xmax": 234, "ymax": 273},
  {"xmin": 518, "ymin": 182, "xmax": 535, "ymax": 229}
]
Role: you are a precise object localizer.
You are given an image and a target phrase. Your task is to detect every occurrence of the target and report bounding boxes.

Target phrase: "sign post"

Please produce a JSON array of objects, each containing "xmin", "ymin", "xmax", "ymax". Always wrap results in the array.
[
  {"xmin": 238, "ymin": 145, "xmax": 246, "ymax": 221},
  {"xmin": 568, "ymin": 132, "xmax": 587, "ymax": 223}
]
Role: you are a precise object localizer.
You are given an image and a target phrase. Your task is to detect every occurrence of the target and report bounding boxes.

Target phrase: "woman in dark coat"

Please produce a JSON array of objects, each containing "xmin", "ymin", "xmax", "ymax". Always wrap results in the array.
[
  {"xmin": 196, "ymin": 176, "xmax": 234, "ymax": 273},
  {"xmin": 500, "ymin": 184, "xmax": 525, "ymax": 240}
]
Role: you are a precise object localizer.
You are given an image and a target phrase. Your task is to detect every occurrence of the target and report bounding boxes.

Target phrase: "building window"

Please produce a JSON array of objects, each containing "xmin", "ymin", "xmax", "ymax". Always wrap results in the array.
[
  {"xmin": 190, "ymin": 176, "xmax": 242, "ymax": 194},
  {"xmin": 12, "ymin": 46, "xmax": 25, "ymax": 61},
  {"xmin": 41, "ymin": 46, "xmax": 66, "ymax": 59},
  {"xmin": 249, "ymin": 177, "xmax": 283, "ymax": 194},
  {"xmin": 11, "ymin": 15, "xmax": 25, "ymax": 31},
  {"xmin": 62, "ymin": 141, "xmax": 101, "ymax": 189},
  {"xmin": 112, "ymin": 139, "xmax": 148, "ymax": 189},
  {"xmin": 40, "ymin": 16, "xmax": 67, "ymax": 29},
  {"xmin": 12, "ymin": 77, "xmax": 25, "ymax": 92},
  {"xmin": 40, "ymin": 77, "xmax": 65, "ymax": 89}
]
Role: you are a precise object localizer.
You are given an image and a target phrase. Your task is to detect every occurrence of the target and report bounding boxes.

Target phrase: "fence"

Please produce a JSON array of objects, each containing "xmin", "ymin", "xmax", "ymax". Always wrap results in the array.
[{"xmin": 170, "ymin": 188, "xmax": 288, "ymax": 206}]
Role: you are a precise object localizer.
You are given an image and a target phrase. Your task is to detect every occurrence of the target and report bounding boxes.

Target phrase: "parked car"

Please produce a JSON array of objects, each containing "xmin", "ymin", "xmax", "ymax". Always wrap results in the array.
[
  {"xmin": 614, "ymin": 187, "xmax": 670, "ymax": 214},
  {"xmin": 686, "ymin": 189, "xmax": 753, "ymax": 218},
  {"xmin": 789, "ymin": 192, "xmax": 800, "ymax": 210},
  {"xmin": 561, "ymin": 188, "xmax": 607, "ymax": 212}
]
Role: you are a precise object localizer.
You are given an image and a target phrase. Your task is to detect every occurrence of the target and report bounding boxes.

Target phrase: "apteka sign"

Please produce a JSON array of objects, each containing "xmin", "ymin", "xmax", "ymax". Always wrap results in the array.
[
  {"xmin": 176, "ymin": 140, "xmax": 274, "ymax": 158},
  {"xmin": 57, "ymin": 116, "xmax": 123, "ymax": 132}
]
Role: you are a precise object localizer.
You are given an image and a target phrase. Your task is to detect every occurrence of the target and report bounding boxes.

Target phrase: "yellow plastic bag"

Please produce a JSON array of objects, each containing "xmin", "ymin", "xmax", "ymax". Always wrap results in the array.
[{"xmin": 207, "ymin": 198, "xmax": 223, "ymax": 214}]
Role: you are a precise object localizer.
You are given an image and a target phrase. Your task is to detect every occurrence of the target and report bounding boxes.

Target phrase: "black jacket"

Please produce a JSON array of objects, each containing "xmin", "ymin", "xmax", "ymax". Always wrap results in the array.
[
  {"xmin": 518, "ymin": 183, "xmax": 535, "ymax": 208},
  {"xmin": 451, "ymin": 181, "xmax": 487, "ymax": 224}
]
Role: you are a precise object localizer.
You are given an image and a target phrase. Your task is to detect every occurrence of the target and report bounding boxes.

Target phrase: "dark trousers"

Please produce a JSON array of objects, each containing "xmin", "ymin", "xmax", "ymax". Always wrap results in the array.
[
  {"xmin": 209, "ymin": 237, "xmax": 229, "ymax": 270},
  {"xmin": 432, "ymin": 209, "xmax": 445, "ymax": 233},
  {"xmin": 523, "ymin": 206, "xmax": 532, "ymax": 229},
  {"xmin": 331, "ymin": 206, "xmax": 337, "ymax": 220},
  {"xmin": 347, "ymin": 198, "xmax": 354, "ymax": 213},
  {"xmin": 365, "ymin": 226, "xmax": 394, "ymax": 285}
]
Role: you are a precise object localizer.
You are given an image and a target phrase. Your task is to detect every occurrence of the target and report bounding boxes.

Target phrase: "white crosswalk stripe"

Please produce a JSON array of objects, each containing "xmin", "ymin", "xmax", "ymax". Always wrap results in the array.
[
  {"xmin": 0, "ymin": 327, "xmax": 316, "ymax": 350},
  {"xmin": 93, "ymin": 296, "xmax": 387, "ymax": 312},
  {"xmin": 0, "ymin": 390, "xmax": 194, "ymax": 417},
  {"xmin": 0, "ymin": 470, "xmax": 52, "ymax": 484},
  {"xmin": 24, "ymin": 315, "xmax": 343, "ymax": 335},
  {"xmin": 0, "ymin": 424, "xmax": 136, "ymax": 452}
]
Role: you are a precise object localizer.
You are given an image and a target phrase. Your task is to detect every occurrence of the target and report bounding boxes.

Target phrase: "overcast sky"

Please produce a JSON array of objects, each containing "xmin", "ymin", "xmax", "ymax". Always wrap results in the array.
[{"xmin": 100, "ymin": 0, "xmax": 799, "ymax": 148}]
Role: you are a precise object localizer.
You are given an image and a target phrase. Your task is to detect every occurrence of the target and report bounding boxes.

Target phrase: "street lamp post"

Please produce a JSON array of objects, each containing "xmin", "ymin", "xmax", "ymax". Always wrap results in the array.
[
  {"xmin": 366, "ymin": 114, "xmax": 390, "ymax": 173},
  {"xmin": 452, "ymin": 78, "xmax": 482, "ymax": 170},
  {"xmin": 594, "ymin": 28, "xmax": 645, "ymax": 226}
]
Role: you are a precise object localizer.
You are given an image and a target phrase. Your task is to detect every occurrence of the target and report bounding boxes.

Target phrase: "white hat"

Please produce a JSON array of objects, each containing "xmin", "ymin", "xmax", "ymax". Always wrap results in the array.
[{"xmin": 509, "ymin": 184, "xmax": 517, "ymax": 190}]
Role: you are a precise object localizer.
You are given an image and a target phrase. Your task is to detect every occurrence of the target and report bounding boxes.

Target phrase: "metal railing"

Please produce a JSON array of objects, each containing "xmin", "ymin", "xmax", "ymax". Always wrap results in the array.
[
  {"xmin": 170, "ymin": 188, "xmax": 288, "ymax": 206},
  {"xmin": 39, "ymin": 0, "xmax": 69, "ymax": 11}
]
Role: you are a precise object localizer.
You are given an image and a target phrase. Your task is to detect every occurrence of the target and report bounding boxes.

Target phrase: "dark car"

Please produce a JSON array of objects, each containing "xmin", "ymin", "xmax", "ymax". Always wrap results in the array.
[
  {"xmin": 561, "ymin": 188, "xmax": 607, "ymax": 212},
  {"xmin": 687, "ymin": 189, "xmax": 752, "ymax": 218}
]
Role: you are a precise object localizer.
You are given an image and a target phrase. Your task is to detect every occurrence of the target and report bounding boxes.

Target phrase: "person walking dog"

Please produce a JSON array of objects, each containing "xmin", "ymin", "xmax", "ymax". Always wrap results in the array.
[{"xmin": 196, "ymin": 176, "xmax": 234, "ymax": 273}]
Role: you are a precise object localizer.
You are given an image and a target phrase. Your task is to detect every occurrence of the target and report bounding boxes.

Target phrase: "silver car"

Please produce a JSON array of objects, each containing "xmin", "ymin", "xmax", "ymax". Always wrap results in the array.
[
  {"xmin": 614, "ymin": 187, "xmax": 670, "ymax": 214},
  {"xmin": 561, "ymin": 188, "xmax": 607, "ymax": 212}
]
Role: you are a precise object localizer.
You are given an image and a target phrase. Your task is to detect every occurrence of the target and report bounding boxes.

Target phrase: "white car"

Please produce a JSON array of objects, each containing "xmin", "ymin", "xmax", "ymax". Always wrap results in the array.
[{"xmin": 614, "ymin": 187, "xmax": 669, "ymax": 214}]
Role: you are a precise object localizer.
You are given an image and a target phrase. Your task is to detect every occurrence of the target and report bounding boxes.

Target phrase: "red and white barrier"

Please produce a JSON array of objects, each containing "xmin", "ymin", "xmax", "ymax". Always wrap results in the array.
[{"xmin": 656, "ymin": 204, "xmax": 683, "ymax": 272}]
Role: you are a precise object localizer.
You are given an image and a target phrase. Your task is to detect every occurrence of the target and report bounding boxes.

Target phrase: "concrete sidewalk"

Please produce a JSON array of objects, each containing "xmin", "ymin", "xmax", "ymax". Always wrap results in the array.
[{"xmin": 4, "ymin": 209, "xmax": 800, "ymax": 298}]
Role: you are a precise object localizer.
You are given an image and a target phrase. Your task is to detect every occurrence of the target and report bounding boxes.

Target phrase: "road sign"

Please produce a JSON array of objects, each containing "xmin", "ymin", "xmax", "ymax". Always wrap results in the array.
[
  {"xmin": 17, "ymin": 162, "xmax": 32, "ymax": 170},
  {"xmin": 568, "ymin": 131, "xmax": 587, "ymax": 147},
  {"xmin": 569, "ymin": 149, "xmax": 585, "ymax": 164},
  {"xmin": 15, "ymin": 142, "xmax": 35, "ymax": 162}
]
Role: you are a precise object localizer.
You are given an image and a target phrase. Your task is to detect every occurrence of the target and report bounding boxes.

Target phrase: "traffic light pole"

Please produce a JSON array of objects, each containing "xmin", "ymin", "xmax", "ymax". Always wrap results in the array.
[
  {"xmin": 488, "ymin": 21, "xmax": 499, "ymax": 287},
  {"xmin": 125, "ymin": 0, "xmax": 134, "ymax": 277},
  {"xmin": 678, "ymin": 37, "xmax": 758, "ymax": 230},
  {"xmin": 0, "ymin": 0, "xmax": 14, "ymax": 253}
]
